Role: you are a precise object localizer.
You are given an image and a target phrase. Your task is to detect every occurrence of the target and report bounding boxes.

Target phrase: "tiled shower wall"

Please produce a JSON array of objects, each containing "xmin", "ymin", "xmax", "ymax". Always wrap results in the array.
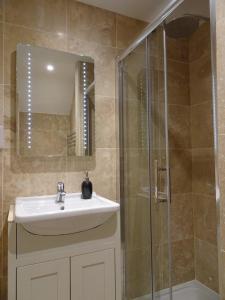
[
  {"xmin": 0, "ymin": 1, "xmax": 146, "ymax": 298},
  {"xmin": 189, "ymin": 22, "xmax": 218, "ymax": 292},
  {"xmin": 124, "ymin": 23, "xmax": 217, "ymax": 297},
  {"xmin": 168, "ymin": 21, "xmax": 218, "ymax": 291},
  {"xmin": 167, "ymin": 36, "xmax": 194, "ymax": 286}
]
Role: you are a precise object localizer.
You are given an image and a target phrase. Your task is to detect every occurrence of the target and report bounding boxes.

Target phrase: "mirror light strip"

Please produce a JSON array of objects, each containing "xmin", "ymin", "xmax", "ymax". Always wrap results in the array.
[
  {"xmin": 26, "ymin": 48, "xmax": 32, "ymax": 149},
  {"xmin": 82, "ymin": 62, "xmax": 88, "ymax": 151}
]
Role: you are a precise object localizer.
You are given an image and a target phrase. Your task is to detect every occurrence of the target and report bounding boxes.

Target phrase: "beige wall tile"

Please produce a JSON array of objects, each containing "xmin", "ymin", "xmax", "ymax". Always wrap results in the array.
[
  {"xmin": 3, "ymin": 171, "xmax": 68, "ymax": 215},
  {"xmin": 4, "ymin": 85, "xmax": 15, "ymax": 131},
  {"xmin": 4, "ymin": 24, "xmax": 67, "ymax": 85},
  {"xmin": 68, "ymin": 0, "xmax": 116, "ymax": 47},
  {"xmin": 149, "ymin": 28, "xmax": 165, "ymax": 59},
  {"xmin": 95, "ymin": 96, "xmax": 116, "ymax": 148},
  {"xmin": 167, "ymin": 59, "xmax": 190, "ymax": 105},
  {"xmin": 170, "ymin": 149, "xmax": 192, "ymax": 194},
  {"xmin": 220, "ymin": 251, "xmax": 225, "ymax": 299},
  {"xmin": 2, "ymin": 212, "xmax": 8, "ymax": 279},
  {"xmin": 168, "ymin": 104, "xmax": 190, "ymax": 149},
  {"xmin": 192, "ymin": 148, "xmax": 215, "ymax": 196},
  {"xmin": 171, "ymin": 193, "xmax": 193, "ymax": 242},
  {"xmin": 126, "ymin": 247, "xmax": 151, "ymax": 298},
  {"xmin": 0, "ymin": 24, "xmax": 3, "ymax": 85},
  {"xmin": 123, "ymin": 98, "xmax": 142, "ymax": 149},
  {"xmin": 151, "ymin": 201, "xmax": 170, "ymax": 247},
  {"xmin": 189, "ymin": 55, "xmax": 212, "ymax": 105},
  {"xmin": 66, "ymin": 148, "xmax": 117, "ymax": 201},
  {"xmin": 0, "ymin": 85, "xmax": 4, "ymax": 126},
  {"xmin": 216, "ymin": 0, "xmax": 225, "ymax": 22},
  {"xmin": 124, "ymin": 46, "xmax": 146, "ymax": 99},
  {"xmin": 193, "ymin": 193, "xmax": 217, "ymax": 245},
  {"xmin": 4, "ymin": 128, "xmax": 15, "ymax": 150},
  {"xmin": 5, "ymin": 0, "xmax": 67, "ymax": 34},
  {"xmin": 126, "ymin": 195, "xmax": 151, "ymax": 251},
  {"xmin": 217, "ymin": 104, "xmax": 225, "ymax": 135},
  {"xmin": 65, "ymin": 155, "xmax": 95, "ymax": 173},
  {"xmin": 167, "ymin": 37, "xmax": 189, "ymax": 62},
  {"xmin": 0, "ymin": 0, "xmax": 3, "ymax": 22},
  {"xmin": 0, "ymin": 275, "xmax": 7, "ymax": 300},
  {"xmin": 126, "ymin": 248, "xmax": 151, "ymax": 285},
  {"xmin": 116, "ymin": 14, "xmax": 147, "ymax": 49},
  {"xmin": 9, "ymin": 151, "xmax": 69, "ymax": 174},
  {"xmin": 153, "ymin": 243, "xmax": 170, "ymax": 291},
  {"xmin": 122, "ymin": 148, "xmax": 148, "ymax": 200},
  {"xmin": 216, "ymin": 20, "xmax": 225, "ymax": 143},
  {"xmin": 0, "ymin": 150, "xmax": 3, "ymax": 235},
  {"xmin": 218, "ymin": 135, "xmax": 225, "ymax": 252},
  {"xmin": 172, "ymin": 239, "xmax": 195, "ymax": 286},
  {"xmin": 126, "ymin": 277, "xmax": 151, "ymax": 299},
  {"xmin": 89, "ymin": 148, "xmax": 117, "ymax": 200},
  {"xmin": 195, "ymin": 238, "xmax": 219, "ymax": 292},
  {"xmin": 189, "ymin": 19, "xmax": 218, "ymax": 292},
  {"xmin": 189, "ymin": 22, "xmax": 211, "ymax": 62},
  {"xmin": 68, "ymin": 38, "xmax": 117, "ymax": 98},
  {"xmin": 167, "ymin": 36, "xmax": 195, "ymax": 289},
  {"xmin": 191, "ymin": 102, "xmax": 214, "ymax": 148}
]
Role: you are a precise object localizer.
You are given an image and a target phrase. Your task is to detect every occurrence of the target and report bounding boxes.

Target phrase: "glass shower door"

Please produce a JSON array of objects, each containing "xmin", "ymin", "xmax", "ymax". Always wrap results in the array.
[
  {"xmin": 119, "ymin": 25, "xmax": 171, "ymax": 300},
  {"xmin": 120, "ymin": 40, "xmax": 153, "ymax": 300},
  {"xmin": 147, "ymin": 27, "xmax": 172, "ymax": 299}
]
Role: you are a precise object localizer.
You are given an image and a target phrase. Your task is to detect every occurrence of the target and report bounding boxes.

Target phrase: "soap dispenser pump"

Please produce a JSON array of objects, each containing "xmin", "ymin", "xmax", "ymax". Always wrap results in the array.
[{"xmin": 81, "ymin": 171, "xmax": 93, "ymax": 199}]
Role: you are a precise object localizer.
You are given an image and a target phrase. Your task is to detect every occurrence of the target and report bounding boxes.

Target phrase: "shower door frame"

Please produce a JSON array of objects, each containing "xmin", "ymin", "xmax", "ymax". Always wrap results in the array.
[
  {"xmin": 118, "ymin": 27, "xmax": 172, "ymax": 300},
  {"xmin": 117, "ymin": 0, "xmax": 184, "ymax": 63},
  {"xmin": 117, "ymin": 2, "xmax": 184, "ymax": 299},
  {"xmin": 209, "ymin": 0, "xmax": 221, "ymax": 297},
  {"xmin": 118, "ymin": 0, "xmax": 220, "ymax": 299}
]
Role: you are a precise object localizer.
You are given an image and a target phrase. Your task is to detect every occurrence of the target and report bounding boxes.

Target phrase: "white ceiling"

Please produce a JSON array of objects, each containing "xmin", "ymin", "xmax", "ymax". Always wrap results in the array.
[
  {"xmin": 78, "ymin": 0, "xmax": 173, "ymax": 22},
  {"xmin": 78, "ymin": 0, "xmax": 209, "ymax": 22}
]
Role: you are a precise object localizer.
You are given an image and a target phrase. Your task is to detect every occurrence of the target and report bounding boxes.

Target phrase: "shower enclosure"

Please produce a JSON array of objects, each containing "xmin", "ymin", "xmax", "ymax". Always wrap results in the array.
[
  {"xmin": 119, "ymin": 24, "xmax": 172, "ymax": 300},
  {"xmin": 118, "ymin": 1, "xmax": 218, "ymax": 300}
]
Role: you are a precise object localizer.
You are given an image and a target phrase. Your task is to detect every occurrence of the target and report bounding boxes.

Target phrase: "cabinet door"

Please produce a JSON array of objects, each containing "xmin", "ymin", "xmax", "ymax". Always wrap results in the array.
[
  {"xmin": 17, "ymin": 258, "xmax": 70, "ymax": 300},
  {"xmin": 71, "ymin": 249, "xmax": 115, "ymax": 300}
]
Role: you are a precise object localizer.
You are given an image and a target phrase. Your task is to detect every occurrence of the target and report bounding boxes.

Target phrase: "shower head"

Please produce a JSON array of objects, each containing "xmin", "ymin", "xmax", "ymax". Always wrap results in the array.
[{"xmin": 165, "ymin": 14, "xmax": 209, "ymax": 39}]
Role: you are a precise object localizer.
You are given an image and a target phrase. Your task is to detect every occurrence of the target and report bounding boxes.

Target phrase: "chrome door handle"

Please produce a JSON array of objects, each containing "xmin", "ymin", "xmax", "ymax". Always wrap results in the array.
[{"xmin": 154, "ymin": 159, "xmax": 167, "ymax": 203}]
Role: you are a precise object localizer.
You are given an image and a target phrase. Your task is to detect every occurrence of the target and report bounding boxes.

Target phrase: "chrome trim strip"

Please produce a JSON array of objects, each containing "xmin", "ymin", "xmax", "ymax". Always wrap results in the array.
[
  {"xmin": 145, "ymin": 36, "xmax": 154, "ymax": 299},
  {"xmin": 163, "ymin": 26, "xmax": 173, "ymax": 300},
  {"xmin": 209, "ymin": 0, "xmax": 221, "ymax": 295},
  {"xmin": 116, "ymin": 0, "xmax": 184, "ymax": 63},
  {"xmin": 118, "ymin": 60, "xmax": 126, "ymax": 300}
]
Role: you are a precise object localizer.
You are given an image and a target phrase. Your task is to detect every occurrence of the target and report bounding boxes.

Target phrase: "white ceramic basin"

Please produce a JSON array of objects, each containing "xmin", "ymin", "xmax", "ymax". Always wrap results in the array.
[{"xmin": 15, "ymin": 192, "xmax": 120, "ymax": 235}]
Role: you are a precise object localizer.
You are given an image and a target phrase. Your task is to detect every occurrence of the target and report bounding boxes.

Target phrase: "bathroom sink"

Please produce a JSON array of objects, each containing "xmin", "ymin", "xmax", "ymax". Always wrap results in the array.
[{"xmin": 15, "ymin": 193, "xmax": 120, "ymax": 235}]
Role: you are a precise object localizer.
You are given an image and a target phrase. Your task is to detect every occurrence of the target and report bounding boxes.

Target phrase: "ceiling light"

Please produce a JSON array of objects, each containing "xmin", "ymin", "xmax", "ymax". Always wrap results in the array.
[{"xmin": 46, "ymin": 64, "xmax": 54, "ymax": 72}]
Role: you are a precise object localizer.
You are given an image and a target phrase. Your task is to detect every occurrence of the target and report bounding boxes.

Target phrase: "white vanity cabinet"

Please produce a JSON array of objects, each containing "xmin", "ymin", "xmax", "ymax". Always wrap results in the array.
[
  {"xmin": 17, "ymin": 258, "xmax": 70, "ymax": 300},
  {"xmin": 71, "ymin": 249, "xmax": 115, "ymax": 300},
  {"xmin": 8, "ymin": 209, "xmax": 121, "ymax": 300}
]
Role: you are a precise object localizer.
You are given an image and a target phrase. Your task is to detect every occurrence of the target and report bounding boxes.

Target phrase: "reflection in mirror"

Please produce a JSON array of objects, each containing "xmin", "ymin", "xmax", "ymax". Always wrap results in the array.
[{"xmin": 16, "ymin": 44, "xmax": 95, "ymax": 158}]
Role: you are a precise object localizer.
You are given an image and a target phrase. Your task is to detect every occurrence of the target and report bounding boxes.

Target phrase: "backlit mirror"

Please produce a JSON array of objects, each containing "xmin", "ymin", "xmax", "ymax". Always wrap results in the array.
[{"xmin": 16, "ymin": 44, "xmax": 95, "ymax": 158}]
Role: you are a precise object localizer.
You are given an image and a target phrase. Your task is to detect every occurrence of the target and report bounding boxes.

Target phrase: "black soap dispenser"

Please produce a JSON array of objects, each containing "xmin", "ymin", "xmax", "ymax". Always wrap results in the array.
[{"xmin": 81, "ymin": 171, "xmax": 93, "ymax": 199}]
